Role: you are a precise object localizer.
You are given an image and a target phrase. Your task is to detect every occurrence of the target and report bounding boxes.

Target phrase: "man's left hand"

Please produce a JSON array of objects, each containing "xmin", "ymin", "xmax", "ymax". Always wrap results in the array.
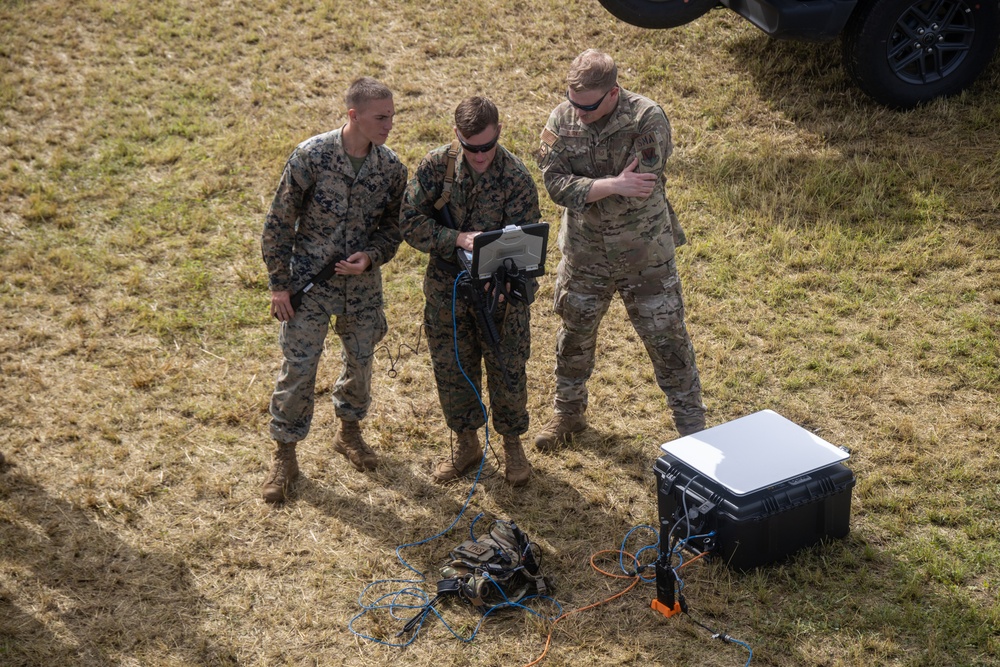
[{"xmin": 335, "ymin": 251, "xmax": 372, "ymax": 275}]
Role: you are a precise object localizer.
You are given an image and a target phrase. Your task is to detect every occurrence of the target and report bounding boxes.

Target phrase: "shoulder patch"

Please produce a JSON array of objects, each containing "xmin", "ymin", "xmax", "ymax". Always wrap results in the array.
[
  {"xmin": 540, "ymin": 127, "xmax": 558, "ymax": 147},
  {"xmin": 634, "ymin": 131, "xmax": 659, "ymax": 168},
  {"xmin": 634, "ymin": 132, "xmax": 657, "ymax": 151}
]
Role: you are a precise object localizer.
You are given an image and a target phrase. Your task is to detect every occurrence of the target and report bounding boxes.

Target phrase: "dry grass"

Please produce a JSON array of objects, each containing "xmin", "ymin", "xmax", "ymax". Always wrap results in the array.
[{"xmin": 1, "ymin": 0, "xmax": 998, "ymax": 665}]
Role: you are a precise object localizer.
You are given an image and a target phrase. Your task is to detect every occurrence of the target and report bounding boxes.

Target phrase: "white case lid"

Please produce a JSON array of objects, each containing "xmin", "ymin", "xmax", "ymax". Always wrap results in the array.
[{"xmin": 659, "ymin": 409, "xmax": 849, "ymax": 496}]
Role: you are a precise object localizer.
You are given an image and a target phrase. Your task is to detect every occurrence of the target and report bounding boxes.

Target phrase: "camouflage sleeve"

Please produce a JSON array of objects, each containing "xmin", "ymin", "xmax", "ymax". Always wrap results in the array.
[
  {"xmin": 505, "ymin": 161, "xmax": 541, "ymax": 227},
  {"xmin": 536, "ymin": 112, "xmax": 595, "ymax": 214},
  {"xmin": 633, "ymin": 104, "xmax": 673, "ymax": 176},
  {"xmin": 261, "ymin": 151, "xmax": 311, "ymax": 292},
  {"xmin": 399, "ymin": 153, "xmax": 461, "ymax": 256},
  {"xmin": 365, "ymin": 161, "xmax": 406, "ymax": 269}
]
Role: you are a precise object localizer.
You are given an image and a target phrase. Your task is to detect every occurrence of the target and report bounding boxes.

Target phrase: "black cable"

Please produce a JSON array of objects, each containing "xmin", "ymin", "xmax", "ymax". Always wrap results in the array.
[{"xmin": 377, "ymin": 323, "xmax": 425, "ymax": 378}]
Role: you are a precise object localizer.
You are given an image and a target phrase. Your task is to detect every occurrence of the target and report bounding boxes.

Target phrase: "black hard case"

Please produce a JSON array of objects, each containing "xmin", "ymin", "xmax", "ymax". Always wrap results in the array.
[{"xmin": 653, "ymin": 453, "xmax": 856, "ymax": 571}]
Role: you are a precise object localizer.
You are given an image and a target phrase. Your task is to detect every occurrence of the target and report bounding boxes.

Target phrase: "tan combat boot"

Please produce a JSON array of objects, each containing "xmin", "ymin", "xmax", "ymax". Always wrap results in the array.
[
  {"xmin": 534, "ymin": 413, "xmax": 588, "ymax": 451},
  {"xmin": 675, "ymin": 418, "xmax": 706, "ymax": 437},
  {"xmin": 333, "ymin": 419, "xmax": 378, "ymax": 472},
  {"xmin": 502, "ymin": 434, "xmax": 531, "ymax": 487},
  {"xmin": 432, "ymin": 430, "xmax": 483, "ymax": 483},
  {"xmin": 262, "ymin": 441, "xmax": 299, "ymax": 503}
]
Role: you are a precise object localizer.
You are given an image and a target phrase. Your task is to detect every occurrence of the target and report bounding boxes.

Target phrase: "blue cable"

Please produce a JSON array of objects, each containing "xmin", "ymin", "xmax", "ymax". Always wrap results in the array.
[
  {"xmin": 618, "ymin": 524, "xmax": 658, "ymax": 580},
  {"xmin": 469, "ymin": 511, "xmax": 486, "ymax": 539},
  {"xmin": 615, "ymin": 522, "xmax": 751, "ymax": 664},
  {"xmin": 729, "ymin": 637, "xmax": 753, "ymax": 666},
  {"xmin": 350, "ymin": 273, "xmax": 512, "ymax": 645}
]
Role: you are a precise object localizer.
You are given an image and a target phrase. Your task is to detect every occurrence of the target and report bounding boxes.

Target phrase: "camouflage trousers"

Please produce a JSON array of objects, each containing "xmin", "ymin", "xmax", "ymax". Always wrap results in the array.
[
  {"xmin": 269, "ymin": 296, "xmax": 388, "ymax": 444},
  {"xmin": 551, "ymin": 257, "xmax": 705, "ymax": 434},
  {"xmin": 424, "ymin": 271, "xmax": 531, "ymax": 436}
]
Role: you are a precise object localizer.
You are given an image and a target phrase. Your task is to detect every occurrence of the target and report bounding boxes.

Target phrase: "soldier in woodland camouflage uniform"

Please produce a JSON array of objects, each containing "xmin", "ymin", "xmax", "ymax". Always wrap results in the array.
[
  {"xmin": 260, "ymin": 77, "xmax": 406, "ymax": 503},
  {"xmin": 400, "ymin": 96, "xmax": 540, "ymax": 486},
  {"xmin": 534, "ymin": 49, "xmax": 705, "ymax": 449}
]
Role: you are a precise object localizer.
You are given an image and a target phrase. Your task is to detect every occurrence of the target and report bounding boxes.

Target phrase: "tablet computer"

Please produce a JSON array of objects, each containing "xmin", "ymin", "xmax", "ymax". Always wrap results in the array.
[{"xmin": 459, "ymin": 223, "xmax": 549, "ymax": 280}]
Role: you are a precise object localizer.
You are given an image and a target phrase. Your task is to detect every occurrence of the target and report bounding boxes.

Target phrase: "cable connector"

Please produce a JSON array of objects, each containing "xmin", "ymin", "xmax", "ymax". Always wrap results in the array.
[
  {"xmin": 712, "ymin": 632, "xmax": 735, "ymax": 643},
  {"xmin": 630, "ymin": 563, "xmax": 652, "ymax": 578}
]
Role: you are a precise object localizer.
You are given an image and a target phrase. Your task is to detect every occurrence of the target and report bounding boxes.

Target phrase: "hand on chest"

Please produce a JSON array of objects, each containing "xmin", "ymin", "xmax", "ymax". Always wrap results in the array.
[{"xmin": 565, "ymin": 135, "xmax": 635, "ymax": 177}]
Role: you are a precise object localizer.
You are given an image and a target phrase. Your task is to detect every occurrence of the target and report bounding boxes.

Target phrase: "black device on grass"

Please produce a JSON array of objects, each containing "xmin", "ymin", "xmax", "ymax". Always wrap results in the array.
[{"xmin": 651, "ymin": 410, "xmax": 856, "ymax": 616}]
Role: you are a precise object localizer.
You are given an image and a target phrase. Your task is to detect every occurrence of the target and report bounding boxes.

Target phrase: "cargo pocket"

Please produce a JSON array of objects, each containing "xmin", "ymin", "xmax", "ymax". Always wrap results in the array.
[
  {"xmin": 554, "ymin": 279, "xmax": 602, "ymax": 325},
  {"xmin": 625, "ymin": 273, "xmax": 687, "ymax": 356}
]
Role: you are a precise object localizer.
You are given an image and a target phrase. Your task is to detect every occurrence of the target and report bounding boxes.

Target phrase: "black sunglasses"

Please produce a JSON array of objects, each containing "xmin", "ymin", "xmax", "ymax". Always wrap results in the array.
[
  {"xmin": 458, "ymin": 128, "xmax": 501, "ymax": 154},
  {"xmin": 566, "ymin": 86, "xmax": 615, "ymax": 112}
]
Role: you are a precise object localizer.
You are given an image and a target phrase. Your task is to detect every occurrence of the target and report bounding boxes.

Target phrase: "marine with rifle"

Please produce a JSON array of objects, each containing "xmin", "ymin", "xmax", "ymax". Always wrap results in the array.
[{"xmin": 260, "ymin": 77, "xmax": 407, "ymax": 503}]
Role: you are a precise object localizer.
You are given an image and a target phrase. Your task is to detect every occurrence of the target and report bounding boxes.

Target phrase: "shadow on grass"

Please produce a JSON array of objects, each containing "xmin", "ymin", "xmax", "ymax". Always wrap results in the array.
[
  {"xmin": 295, "ymin": 465, "xmax": 468, "ymax": 545},
  {"xmin": 718, "ymin": 530, "xmax": 1000, "ymax": 664},
  {"xmin": 292, "ymin": 450, "xmax": 494, "ymax": 566},
  {"xmin": 710, "ymin": 33, "xmax": 1000, "ymax": 235},
  {"xmin": 727, "ymin": 31, "xmax": 1000, "ymax": 123},
  {"xmin": 0, "ymin": 473, "xmax": 237, "ymax": 666},
  {"xmin": 542, "ymin": 424, "xmax": 667, "ymax": 478}
]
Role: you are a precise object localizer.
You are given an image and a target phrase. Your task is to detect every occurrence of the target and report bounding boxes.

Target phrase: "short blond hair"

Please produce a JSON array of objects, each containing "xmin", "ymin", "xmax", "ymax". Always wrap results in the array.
[
  {"xmin": 344, "ymin": 76, "xmax": 392, "ymax": 111},
  {"xmin": 567, "ymin": 49, "xmax": 617, "ymax": 92}
]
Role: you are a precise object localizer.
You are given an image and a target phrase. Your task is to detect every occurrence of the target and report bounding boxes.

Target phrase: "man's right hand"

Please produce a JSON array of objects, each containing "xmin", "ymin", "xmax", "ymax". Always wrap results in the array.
[
  {"xmin": 585, "ymin": 157, "xmax": 658, "ymax": 203},
  {"xmin": 270, "ymin": 290, "xmax": 294, "ymax": 322},
  {"xmin": 456, "ymin": 231, "xmax": 480, "ymax": 251},
  {"xmin": 613, "ymin": 157, "xmax": 657, "ymax": 198}
]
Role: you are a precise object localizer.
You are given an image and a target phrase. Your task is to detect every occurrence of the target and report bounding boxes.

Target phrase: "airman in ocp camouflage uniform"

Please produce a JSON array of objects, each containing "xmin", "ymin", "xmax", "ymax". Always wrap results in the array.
[
  {"xmin": 260, "ymin": 77, "xmax": 406, "ymax": 503},
  {"xmin": 534, "ymin": 49, "xmax": 705, "ymax": 450},
  {"xmin": 400, "ymin": 96, "xmax": 541, "ymax": 487}
]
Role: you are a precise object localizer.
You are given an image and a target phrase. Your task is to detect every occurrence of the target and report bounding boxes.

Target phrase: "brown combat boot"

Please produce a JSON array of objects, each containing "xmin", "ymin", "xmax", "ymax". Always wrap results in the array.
[
  {"xmin": 676, "ymin": 418, "xmax": 706, "ymax": 437},
  {"xmin": 502, "ymin": 435, "xmax": 531, "ymax": 487},
  {"xmin": 262, "ymin": 441, "xmax": 299, "ymax": 503},
  {"xmin": 333, "ymin": 419, "xmax": 378, "ymax": 472},
  {"xmin": 534, "ymin": 413, "xmax": 588, "ymax": 451},
  {"xmin": 432, "ymin": 430, "xmax": 483, "ymax": 483}
]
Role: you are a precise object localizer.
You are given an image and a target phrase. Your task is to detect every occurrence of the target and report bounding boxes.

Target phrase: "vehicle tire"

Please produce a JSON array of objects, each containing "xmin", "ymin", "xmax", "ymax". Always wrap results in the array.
[
  {"xmin": 597, "ymin": 0, "xmax": 719, "ymax": 29},
  {"xmin": 842, "ymin": 0, "xmax": 1000, "ymax": 108}
]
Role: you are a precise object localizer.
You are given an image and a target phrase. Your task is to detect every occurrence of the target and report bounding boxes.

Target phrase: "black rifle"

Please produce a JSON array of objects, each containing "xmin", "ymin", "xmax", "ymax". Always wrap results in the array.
[
  {"xmin": 436, "ymin": 205, "xmax": 511, "ymax": 387},
  {"xmin": 275, "ymin": 254, "xmax": 345, "ymax": 318}
]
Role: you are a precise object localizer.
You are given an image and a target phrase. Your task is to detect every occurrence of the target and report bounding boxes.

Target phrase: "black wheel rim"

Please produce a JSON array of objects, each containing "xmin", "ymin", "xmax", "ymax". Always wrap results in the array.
[{"xmin": 886, "ymin": 0, "xmax": 976, "ymax": 85}]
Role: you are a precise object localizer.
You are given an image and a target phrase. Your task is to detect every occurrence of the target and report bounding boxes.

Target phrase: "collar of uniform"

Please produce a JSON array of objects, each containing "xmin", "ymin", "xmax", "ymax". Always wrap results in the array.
[
  {"xmin": 594, "ymin": 88, "xmax": 634, "ymax": 141},
  {"xmin": 333, "ymin": 125, "xmax": 378, "ymax": 180}
]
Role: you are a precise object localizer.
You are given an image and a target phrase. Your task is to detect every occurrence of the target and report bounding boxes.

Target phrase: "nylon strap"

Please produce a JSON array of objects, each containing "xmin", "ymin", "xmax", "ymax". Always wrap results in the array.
[{"xmin": 433, "ymin": 139, "xmax": 462, "ymax": 211}]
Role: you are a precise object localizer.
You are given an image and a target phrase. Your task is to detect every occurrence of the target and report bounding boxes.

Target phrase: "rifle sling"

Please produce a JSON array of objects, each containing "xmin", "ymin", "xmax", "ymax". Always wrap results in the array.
[
  {"xmin": 289, "ymin": 255, "xmax": 344, "ymax": 309},
  {"xmin": 433, "ymin": 139, "xmax": 462, "ymax": 212}
]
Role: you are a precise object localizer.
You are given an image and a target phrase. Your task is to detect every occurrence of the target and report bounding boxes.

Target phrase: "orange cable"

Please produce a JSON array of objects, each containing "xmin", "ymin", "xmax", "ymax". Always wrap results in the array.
[
  {"xmin": 677, "ymin": 550, "xmax": 708, "ymax": 570},
  {"xmin": 522, "ymin": 548, "xmax": 711, "ymax": 667},
  {"xmin": 522, "ymin": 550, "xmax": 641, "ymax": 667}
]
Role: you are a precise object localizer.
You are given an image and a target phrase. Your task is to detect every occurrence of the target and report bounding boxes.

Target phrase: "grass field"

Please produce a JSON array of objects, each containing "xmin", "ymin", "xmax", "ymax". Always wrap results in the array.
[{"xmin": 1, "ymin": 0, "xmax": 998, "ymax": 665}]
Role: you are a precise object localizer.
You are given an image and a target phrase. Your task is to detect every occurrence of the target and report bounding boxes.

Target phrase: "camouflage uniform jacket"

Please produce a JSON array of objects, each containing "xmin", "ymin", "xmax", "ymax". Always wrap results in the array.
[
  {"xmin": 400, "ymin": 144, "xmax": 541, "ymax": 275},
  {"xmin": 538, "ymin": 88, "xmax": 683, "ymax": 275},
  {"xmin": 261, "ymin": 127, "xmax": 406, "ymax": 314}
]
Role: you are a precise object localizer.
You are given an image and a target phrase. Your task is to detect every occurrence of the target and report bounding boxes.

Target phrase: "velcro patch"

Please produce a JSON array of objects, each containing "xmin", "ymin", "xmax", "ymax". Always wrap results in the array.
[
  {"xmin": 634, "ymin": 132, "xmax": 657, "ymax": 152},
  {"xmin": 540, "ymin": 127, "xmax": 558, "ymax": 147},
  {"xmin": 635, "ymin": 132, "xmax": 659, "ymax": 167}
]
